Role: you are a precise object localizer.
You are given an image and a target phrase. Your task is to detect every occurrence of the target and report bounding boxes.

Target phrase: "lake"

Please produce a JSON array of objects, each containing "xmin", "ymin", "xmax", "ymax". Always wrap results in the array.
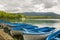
[
  {"xmin": 0, "ymin": 19, "xmax": 60, "ymax": 30},
  {"xmin": 21, "ymin": 19, "xmax": 60, "ymax": 30}
]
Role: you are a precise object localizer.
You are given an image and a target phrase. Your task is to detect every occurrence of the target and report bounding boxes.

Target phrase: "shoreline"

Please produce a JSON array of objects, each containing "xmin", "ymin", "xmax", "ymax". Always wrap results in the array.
[{"xmin": 26, "ymin": 19, "xmax": 60, "ymax": 20}]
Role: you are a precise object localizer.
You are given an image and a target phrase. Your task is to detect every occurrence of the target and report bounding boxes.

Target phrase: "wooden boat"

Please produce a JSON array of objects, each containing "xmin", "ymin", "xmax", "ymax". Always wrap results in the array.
[
  {"xmin": 10, "ymin": 25, "xmax": 38, "ymax": 36},
  {"xmin": 23, "ymin": 27, "xmax": 55, "ymax": 40}
]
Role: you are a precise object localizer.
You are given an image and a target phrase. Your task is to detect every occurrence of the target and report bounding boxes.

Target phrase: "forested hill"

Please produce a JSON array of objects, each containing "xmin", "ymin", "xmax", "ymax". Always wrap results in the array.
[
  {"xmin": 21, "ymin": 12, "xmax": 60, "ymax": 16},
  {"xmin": 20, "ymin": 12, "xmax": 60, "ymax": 19},
  {"xmin": 0, "ymin": 11, "xmax": 60, "ymax": 19}
]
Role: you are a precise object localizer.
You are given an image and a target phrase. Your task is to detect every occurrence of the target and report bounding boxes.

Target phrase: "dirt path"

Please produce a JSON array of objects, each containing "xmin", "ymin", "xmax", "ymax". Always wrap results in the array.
[{"xmin": 0, "ymin": 29, "xmax": 14, "ymax": 40}]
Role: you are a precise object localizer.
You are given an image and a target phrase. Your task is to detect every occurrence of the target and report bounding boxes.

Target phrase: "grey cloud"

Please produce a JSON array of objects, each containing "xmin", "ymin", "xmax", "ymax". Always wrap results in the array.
[
  {"xmin": 32, "ymin": 0, "xmax": 57, "ymax": 8},
  {"xmin": 0, "ymin": 0, "xmax": 59, "ymax": 13}
]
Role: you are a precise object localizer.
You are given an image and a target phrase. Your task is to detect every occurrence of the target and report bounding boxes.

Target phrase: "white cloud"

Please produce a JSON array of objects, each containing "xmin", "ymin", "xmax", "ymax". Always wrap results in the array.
[{"xmin": 0, "ymin": 0, "xmax": 60, "ymax": 14}]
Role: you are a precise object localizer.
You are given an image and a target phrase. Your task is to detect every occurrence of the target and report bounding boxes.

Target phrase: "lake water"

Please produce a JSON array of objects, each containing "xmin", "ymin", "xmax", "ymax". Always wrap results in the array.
[
  {"xmin": 1, "ymin": 19, "xmax": 60, "ymax": 30},
  {"xmin": 21, "ymin": 19, "xmax": 60, "ymax": 30}
]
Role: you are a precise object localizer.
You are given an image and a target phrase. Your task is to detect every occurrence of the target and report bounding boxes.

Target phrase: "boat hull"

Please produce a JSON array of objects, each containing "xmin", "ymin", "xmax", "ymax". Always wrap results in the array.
[
  {"xmin": 23, "ymin": 34, "xmax": 47, "ymax": 40},
  {"xmin": 10, "ymin": 30, "xmax": 23, "ymax": 36}
]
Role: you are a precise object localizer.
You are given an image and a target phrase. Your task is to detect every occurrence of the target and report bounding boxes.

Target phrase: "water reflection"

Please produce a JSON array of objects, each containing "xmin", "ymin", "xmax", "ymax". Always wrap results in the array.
[
  {"xmin": 22, "ymin": 19, "xmax": 60, "ymax": 30},
  {"xmin": 0, "ymin": 19, "xmax": 60, "ymax": 30}
]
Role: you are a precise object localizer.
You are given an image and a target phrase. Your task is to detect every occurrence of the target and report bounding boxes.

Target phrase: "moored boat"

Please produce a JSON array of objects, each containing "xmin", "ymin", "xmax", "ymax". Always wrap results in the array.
[
  {"xmin": 46, "ymin": 30, "xmax": 60, "ymax": 40},
  {"xmin": 23, "ymin": 27, "xmax": 55, "ymax": 40}
]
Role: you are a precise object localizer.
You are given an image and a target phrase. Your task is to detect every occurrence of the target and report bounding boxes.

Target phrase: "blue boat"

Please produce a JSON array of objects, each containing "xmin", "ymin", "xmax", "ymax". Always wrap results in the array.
[
  {"xmin": 4, "ymin": 22, "xmax": 38, "ymax": 28},
  {"xmin": 10, "ymin": 27, "xmax": 24, "ymax": 36},
  {"xmin": 46, "ymin": 30, "xmax": 60, "ymax": 40},
  {"xmin": 8, "ymin": 23, "xmax": 38, "ymax": 36},
  {"xmin": 23, "ymin": 27, "xmax": 55, "ymax": 35},
  {"xmin": 23, "ymin": 27, "xmax": 55, "ymax": 40}
]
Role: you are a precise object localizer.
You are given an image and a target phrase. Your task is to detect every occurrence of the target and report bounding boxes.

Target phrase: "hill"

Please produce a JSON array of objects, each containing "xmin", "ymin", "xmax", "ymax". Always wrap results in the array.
[
  {"xmin": 21, "ymin": 12, "xmax": 60, "ymax": 16},
  {"xmin": 20, "ymin": 12, "xmax": 60, "ymax": 19}
]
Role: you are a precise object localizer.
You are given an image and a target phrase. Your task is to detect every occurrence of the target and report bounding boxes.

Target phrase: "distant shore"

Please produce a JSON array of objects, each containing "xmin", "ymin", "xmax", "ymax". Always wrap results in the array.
[{"xmin": 26, "ymin": 19, "xmax": 60, "ymax": 20}]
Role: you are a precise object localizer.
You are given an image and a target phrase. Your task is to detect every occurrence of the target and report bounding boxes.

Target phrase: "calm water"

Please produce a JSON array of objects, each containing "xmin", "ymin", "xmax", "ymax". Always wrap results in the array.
[
  {"xmin": 1, "ymin": 19, "xmax": 60, "ymax": 30},
  {"xmin": 21, "ymin": 19, "xmax": 60, "ymax": 30}
]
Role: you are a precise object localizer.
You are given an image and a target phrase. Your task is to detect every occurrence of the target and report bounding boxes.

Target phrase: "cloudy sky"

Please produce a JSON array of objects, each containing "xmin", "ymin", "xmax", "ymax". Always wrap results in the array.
[{"xmin": 0, "ymin": 0, "xmax": 60, "ymax": 14}]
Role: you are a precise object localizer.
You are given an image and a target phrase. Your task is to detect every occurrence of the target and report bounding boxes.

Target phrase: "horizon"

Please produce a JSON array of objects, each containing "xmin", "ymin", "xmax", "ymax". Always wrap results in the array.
[
  {"xmin": 0, "ymin": 10, "xmax": 60, "ymax": 15},
  {"xmin": 0, "ymin": 11, "xmax": 60, "ymax": 15}
]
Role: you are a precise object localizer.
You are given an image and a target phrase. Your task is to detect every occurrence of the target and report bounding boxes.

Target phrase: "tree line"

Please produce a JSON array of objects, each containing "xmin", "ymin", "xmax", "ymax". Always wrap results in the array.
[{"xmin": 0, "ymin": 11, "xmax": 25, "ymax": 19}]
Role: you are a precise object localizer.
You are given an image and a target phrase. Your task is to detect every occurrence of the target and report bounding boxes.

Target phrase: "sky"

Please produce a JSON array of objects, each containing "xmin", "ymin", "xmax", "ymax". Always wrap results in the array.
[{"xmin": 0, "ymin": 0, "xmax": 60, "ymax": 14}]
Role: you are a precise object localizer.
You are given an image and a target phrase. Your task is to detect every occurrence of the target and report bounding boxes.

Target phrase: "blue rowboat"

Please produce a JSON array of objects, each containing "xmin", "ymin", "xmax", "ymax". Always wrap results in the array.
[
  {"xmin": 4, "ymin": 22, "xmax": 38, "ymax": 28},
  {"xmin": 46, "ymin": 30, "xmax": 60, "ymax": 40},
  {"xmin": 10, "ymin": 23, "xmax": 38, "ymax": 36},
  {"xmin": 23, "ymin": 27, "xmax": 55, "ymax": 40},
  {"xmin": 23, "ymin": 27, "xmax": 55, "ymax": 34},
  {"xmin": 10, "ymin": 27, "xmax": 24, "ymax": 36},
  {"xmin": 3, "ymin": 22, "xmax": 38, "ymax": 36}
]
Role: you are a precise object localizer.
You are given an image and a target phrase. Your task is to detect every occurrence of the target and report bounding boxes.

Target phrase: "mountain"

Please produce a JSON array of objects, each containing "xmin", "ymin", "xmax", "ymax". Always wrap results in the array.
[{"xmin": 20, "ymin": 12, "xmax": 60, "ymax": 16}]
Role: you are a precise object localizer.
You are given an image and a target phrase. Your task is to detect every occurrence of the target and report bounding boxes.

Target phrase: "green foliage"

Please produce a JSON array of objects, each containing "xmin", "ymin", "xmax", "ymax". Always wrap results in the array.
[
  {"xmin": 0, "ymin": 11, "xmax": 60, "ymax": 20},
  {"xmin": 25, "ymin": 16, "xmax": 52, "ymax": 19},
  {"xmin": 0, "ymin": 11, "xmax": 22, "ymax": 18},
  {"xmin": 25, "ymin": 16, "xmax": 60, "ymax": 19},
  {"xmin": 0, "ymin": 11, "xmax": 24, "ymax": 19}
]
